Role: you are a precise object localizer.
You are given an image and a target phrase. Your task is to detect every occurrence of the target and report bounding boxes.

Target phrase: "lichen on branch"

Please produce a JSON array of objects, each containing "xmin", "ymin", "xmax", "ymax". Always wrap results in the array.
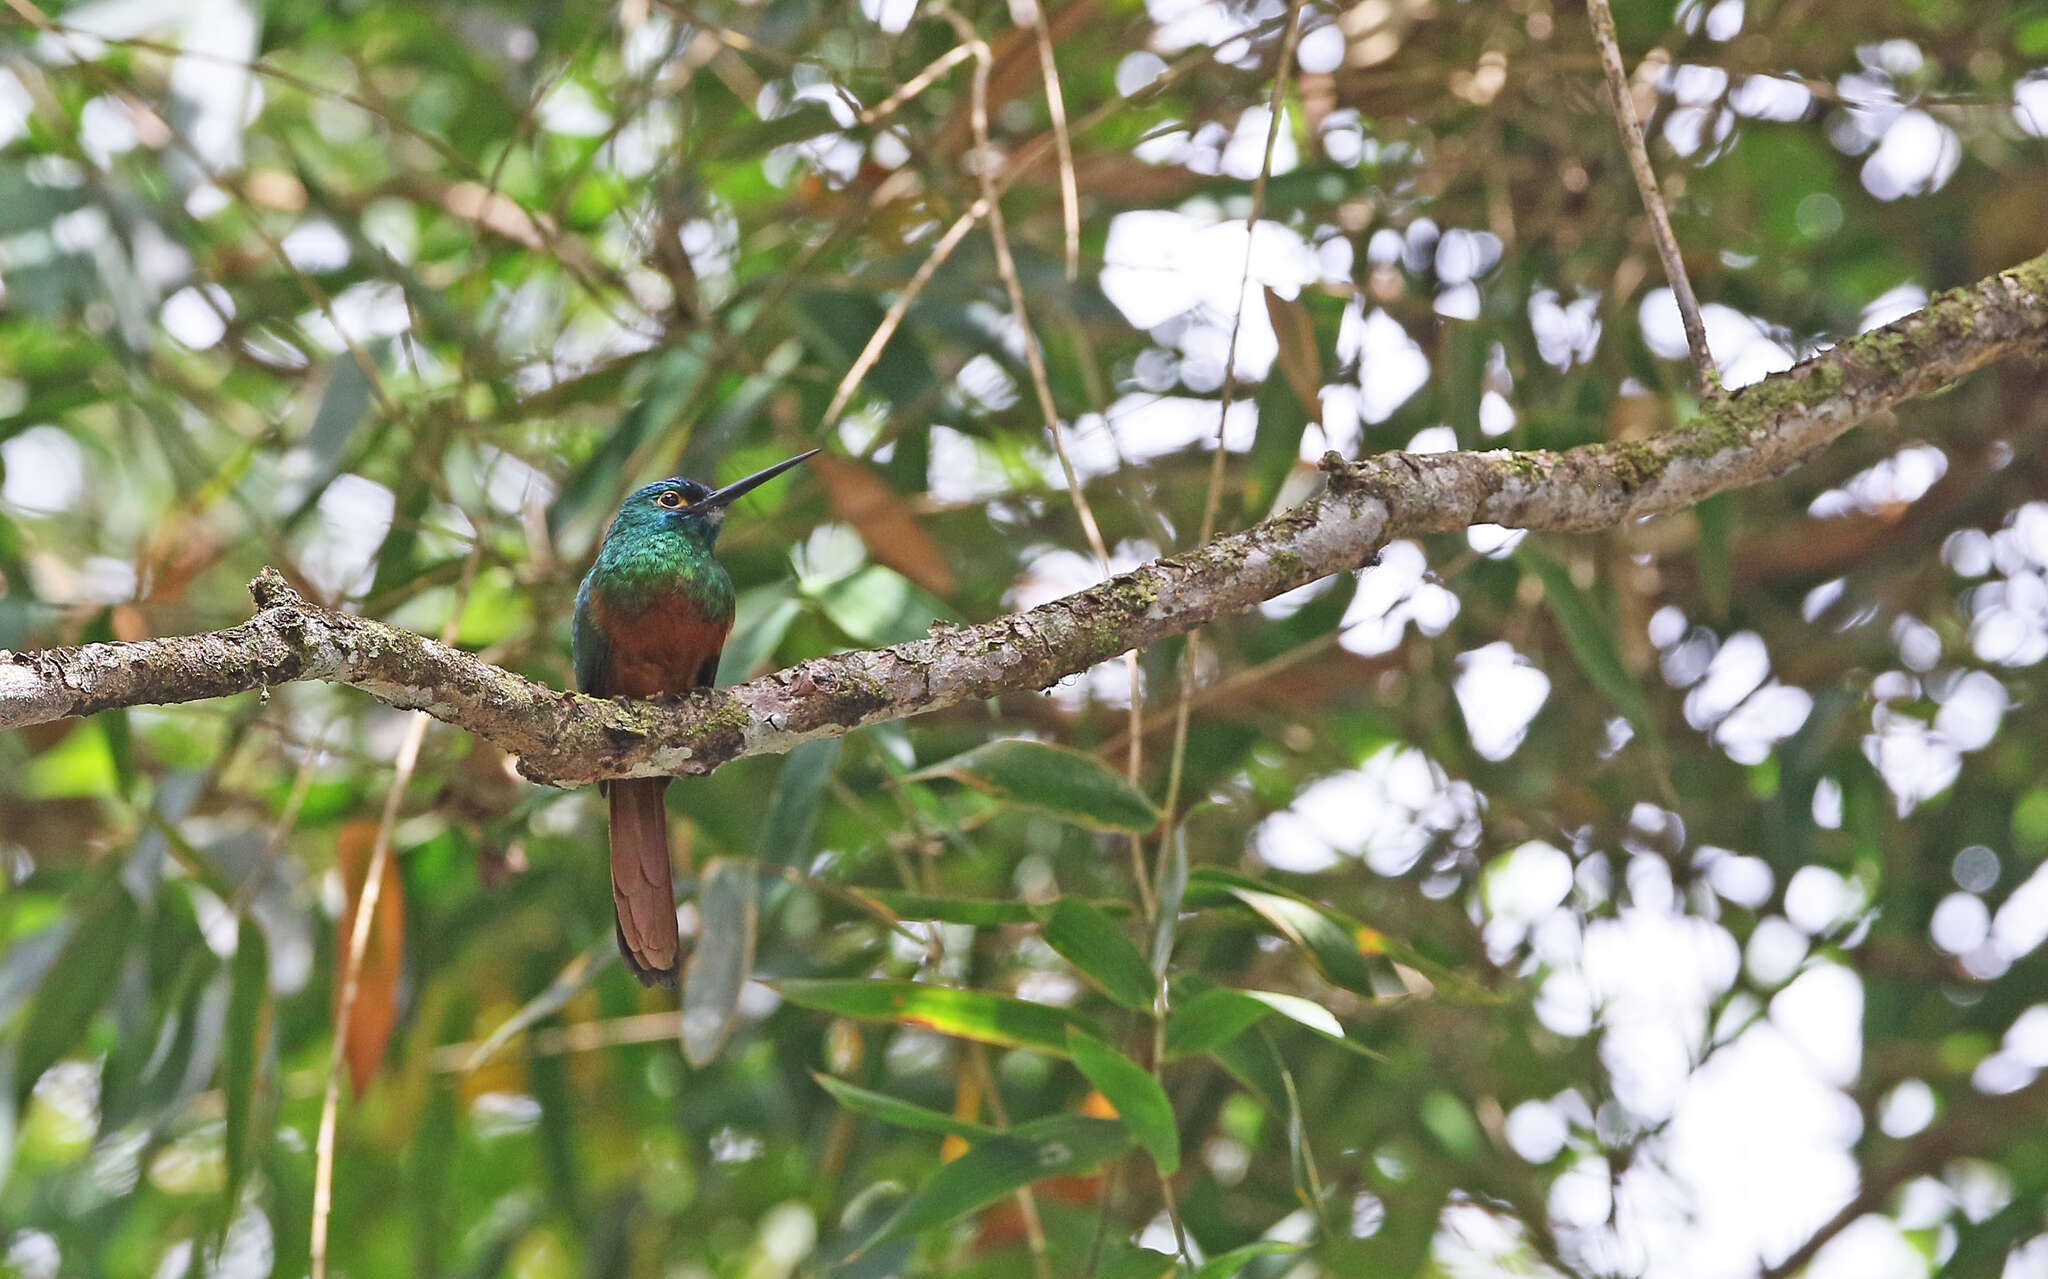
[{"xmin": 2, "ymin": 250, "xmax": 2044, "ymax": 785}]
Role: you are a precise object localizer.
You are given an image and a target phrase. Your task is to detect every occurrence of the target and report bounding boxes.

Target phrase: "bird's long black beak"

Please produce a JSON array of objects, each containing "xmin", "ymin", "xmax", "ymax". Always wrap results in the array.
[{"xmin": 699, "ymin": 448, "xmax": 820, "ymax": 510}]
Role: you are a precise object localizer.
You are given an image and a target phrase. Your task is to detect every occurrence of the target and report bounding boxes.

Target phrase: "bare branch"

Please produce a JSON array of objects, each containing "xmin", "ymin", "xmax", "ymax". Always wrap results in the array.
[
  {"xmin": 1586, "ymin": 0, "xmax": 1718, "ymax": 394},
  {"xmin": 1021, "ymin": 1, "xmax": 1082, "ymax": 284},
  {"xmin": 2, "ymin": 252, "xmax": 2043, "ymax": 786}
]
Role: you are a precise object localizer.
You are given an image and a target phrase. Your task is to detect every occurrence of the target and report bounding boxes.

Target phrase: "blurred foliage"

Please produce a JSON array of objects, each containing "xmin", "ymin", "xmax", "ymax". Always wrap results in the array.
[{"xmin": 0, "ymin": 0, "xmax": 2046, "ymax": 1276}]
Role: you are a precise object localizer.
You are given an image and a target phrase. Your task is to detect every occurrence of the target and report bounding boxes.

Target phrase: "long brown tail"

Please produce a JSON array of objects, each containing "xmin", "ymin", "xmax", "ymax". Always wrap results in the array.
[{"xmin": 608, "ymin": 777, "xmax": 680, "ymax": 986}]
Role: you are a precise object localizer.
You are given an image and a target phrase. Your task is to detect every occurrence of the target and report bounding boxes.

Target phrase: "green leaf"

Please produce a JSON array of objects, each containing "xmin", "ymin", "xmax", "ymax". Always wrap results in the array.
[
  {"xmin": 15, "ymin": 880, "xmax": 137, "ymax": 1108},
  {"xmin": 306, "ymin": 357, "xmax": 374, "ymax": 476},
  {"xmin": 716, "ymin": 101, "xmax": 841, "ymax": 159},
  {"xmin": 1097, "ymin": 1250, "xmax": 1178, "ymax": 1279},
  {"xmin": 910, "ymin": 739, "xmax": 1160, "ymax": 835},
  {"xmin": 1164, "ymin": 981, "xmax": 1379, "ymax": 1059},
  {"xmin": 789, "ymin": 289, "xmax": 933, "ymax": 405},
  {"xmin": 2018, "ymin": 14, "xmax": 2048, "ymax": 57},
  {"xmin": 823, "ymin": 1183, "xmax": 914, "ymax": 1279},
  {"xmin": 814, "ymin": 563, "xmax": 949, "ymax": 646},
  {"xmin": 861, "ymin": 890, "xmax": 1133, "ymax": 926},
  {"xmin": 1188, "ymin": 1241, "xmax": 1305, "ymax": 1279},
  {"xmin": 1163, "ymin": 987, "xmax": 1274, "ymax": 1060},
  {"xmin": 19, "ymin": 723, "xmax": 120, "ymax": 800},
  {"xmin": 1035, "ymin": 897, "xmax": 1156, "ymax": 1010},
  {"xmin": 811, "ymin": 1074, "xmax": 998, "ymax": 1141},
  {"xmin": 1184, "ymin": 868, "xmax": 1495, "ymax": 1004},
  {"xmin": 222, "ymin": 919, "xmax": 269, "ymax": 1232},
  {"xmin": 773, "ymin": 979, "xmax": 1095, "ymax": 1056},
  {"xmin": 1226, "ymin": 886, "xmax": 1391, "ymax": 995},
  {"xmin": 717, "ymin": 582, "xmax": 804, "ymax": 686},
  {"xmin": 1278, "ymin": 1058, "xmax": 1326, "ymax": 1218},
  {"xmin": 1184, "ymin": 869, "xmax": 1391, "ymax": 996},
  {"xmin": 859, "ymin": 1115, "xmax": 1134, "ymax": 1249},
  {"xmin": 1240, "ymin": 990, "xmax": 1346, "ymax": 1041},
  {"xmin": 1153, "ymin": 824, "xmax": 1189, "ymax": 976},
  {"xmin": 99, "ymin": 707, "xmax": 136, "ymax": 801},
  {"xmin": 368, "ymin": 468, "xmax": 436, "ymax": 598},
  {"xmin": 1695, "ymin": 492, "xmax": 1736, "ymax": 620},
  {"xmin": 1419, "ymin": 1090, "xmax": 1482, "ymax": 1159},
  {"xmin": 1527, "ymin": 553, "xmax": 1656, "ymax": 738},
  {"xmin": 756, "ymin": 738, "xmax": 840, "ymax": 868},
  {"xmin": 0, "ymin": 1056, "xmax": 13, "ymax": 1199},
  {"xmin": 682, "ymin": 858, "xmax": 759, "ymax": 1067},
  {"xmin": 1067, "ymin": 1028, "xmax": 1179, "ymax": 1174},
  {"xmin": 1196, "ymin": 1236, "xmax": 1302, "ymax": 1276}
]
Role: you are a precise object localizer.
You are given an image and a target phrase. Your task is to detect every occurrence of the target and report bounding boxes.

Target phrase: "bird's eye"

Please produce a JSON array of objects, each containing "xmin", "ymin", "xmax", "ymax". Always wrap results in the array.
[{"xmin": 656, "ymin": 490, "xmax": 687, "ymax": 509}]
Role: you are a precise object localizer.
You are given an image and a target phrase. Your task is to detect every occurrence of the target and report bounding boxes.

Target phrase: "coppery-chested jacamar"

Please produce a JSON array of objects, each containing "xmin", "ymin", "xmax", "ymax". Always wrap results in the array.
[{"xmin": 572, "ymin": 448, "xmax": 818, "ymax": 985}]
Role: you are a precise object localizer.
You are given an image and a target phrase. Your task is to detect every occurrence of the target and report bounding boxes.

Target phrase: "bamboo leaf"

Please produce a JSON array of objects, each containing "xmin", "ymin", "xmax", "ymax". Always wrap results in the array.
[
  {"xmin": 812, "ymin": 1073, "xmax": 999, "ymax": 1141},
  {"xmin": 1035, "ymin": 897, "xmax": 1156, "ymax": 1010},
  {"xmin": 717, "ymin": 583, "xmax": 804, "ymax": 686},
  {"xmin": 1153, "ymin": 824, "xmax": 1189, "ymax": 976},
  {"xmin": 334, "ymin": 819, "xmax": 404, "ymax": 1098},
  {"xmin": 1067, "ymin": 1028, "xmax": 1180, "ymax": 1174},
  {"xmin": 15, "ymin": 879, "xmax": 136, "ymax": 1109},
  {"xmin": 909, "ymin": 739, "xmax": 1160, "ymax": 835},
  {"xmin": 1162, "ymin": 987, "xmax": 1274, "ymax": 1060},
  {"xmin": 756, "ymin": 738, "xmax": 841, "ymax": 868},
  {"xmin": 681, "ymin": 858, "xmax": 759, "ymax": 1067},
  {"xmin": 1098, "ymin": 1250, "xmax": 1177, "ymax": 1279},
  {"xmin": 858, "ymin": 1114, "xmax": 1134, "ymax": 1249},
  {"xmin": 772, "ymin": 979, "xmax": 1095, "ymax": 1056},
  {"xmin": 814, "ymin": 564, "xmax": 950, "ymax": 646},
  {"xmin": 222, "ymin": 918, "xmax": 270, "ymax": 1232},
  {"xmin": 1184, "ymin": 869, "xmax": 1391, "ymax": 996},
  {"xmin": 1526, "ymin": 552, "xmax": 1656, "ymax": 736},
  {"xmin": 1184, "ymin": 868, "xmax": 1495, "ymax": 1004},
  {"xmin": 1188, "ymin": 1241, "xmax": 1304, "ymax": 1279}
]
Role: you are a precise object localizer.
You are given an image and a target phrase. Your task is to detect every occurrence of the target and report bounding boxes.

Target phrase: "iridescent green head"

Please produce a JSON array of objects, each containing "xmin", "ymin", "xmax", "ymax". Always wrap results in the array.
[{"xmin": 604, "ymin": 448, "xmax": 820, "ymax": 548}]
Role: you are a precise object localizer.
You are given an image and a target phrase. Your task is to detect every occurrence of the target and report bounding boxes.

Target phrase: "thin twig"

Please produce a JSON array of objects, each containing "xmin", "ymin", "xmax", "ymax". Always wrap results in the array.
[
  {"xmin": 823, "ymin": 205, "xmax": 982, "ymax": 428},
  {"xmin": 1585, "ymin": 0, "xmax": 1719, "ymax": 395},
  {"xmin": 1, "ymin": 0, "xmax": 404, "ymax": 425},
  {"xmin": 945, "ymin": 6, "xmax": 1150, "ymax": 927},
  {"xmin": 1161, "ymin": 0, "xmax": 1306, "ymax": 829},
  {"xmin": 309, "ymin": 548, "xmax": 481, "ymax": 1279},
  {"xmin": 1025, "ymin": 3, "xmax": 1082, "ymax": 284},
  {"xmin": 940, "ymin": 8, "xmax": 1112, "ymax": 568},
  {"xmin": 970, "ymin": 1043, "xmax": 1056, "ymax": 1279},
  {"xmin": 860, "ymin": 43, "xmax": 976, "ymax": 125},
  {"xmin": 430, "ymin": 1011, "xmax": 685, "ymax": 1069},
  {"xmin": 821, "ymin": 14, "xmax": 1287, "ymax": 429},
  {"xmin": 308, "ymin": 712, "xmax": 424, "ymax": 1279}
]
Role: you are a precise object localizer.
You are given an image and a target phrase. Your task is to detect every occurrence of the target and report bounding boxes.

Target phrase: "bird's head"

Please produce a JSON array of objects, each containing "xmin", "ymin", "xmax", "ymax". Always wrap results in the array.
[{"xmin": 611, "ymin": 449, "xmax": 819, "ymax": 546}]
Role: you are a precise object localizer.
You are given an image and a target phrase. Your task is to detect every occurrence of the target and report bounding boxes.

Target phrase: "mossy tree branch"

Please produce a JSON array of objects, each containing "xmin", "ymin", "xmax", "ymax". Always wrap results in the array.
[{"xmin": 3, "ymin": 251, "xmax": 2045, "ymax": 787}]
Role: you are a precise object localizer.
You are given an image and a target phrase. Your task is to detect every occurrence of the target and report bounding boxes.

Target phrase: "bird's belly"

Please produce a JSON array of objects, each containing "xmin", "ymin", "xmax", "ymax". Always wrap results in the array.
[{"xmin": 595, "ymin": 597, "xmax": 731, "ymax": 697}]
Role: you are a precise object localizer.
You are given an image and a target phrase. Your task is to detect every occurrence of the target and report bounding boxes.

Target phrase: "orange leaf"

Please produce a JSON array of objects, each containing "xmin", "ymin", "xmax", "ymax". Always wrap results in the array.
[
  {"xmin": 812, "ymin": 453, "xmax": 955, "ymax": 595},
  {"xmin": 333, "ymin": 818, "xmax": 404, "ymax": 1098}
]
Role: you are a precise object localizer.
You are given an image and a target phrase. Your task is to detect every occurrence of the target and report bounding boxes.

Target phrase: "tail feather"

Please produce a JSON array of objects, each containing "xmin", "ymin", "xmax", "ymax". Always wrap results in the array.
[{"xmin": 608, "ymin": 777, "xmax": 680, "ymax": 986}]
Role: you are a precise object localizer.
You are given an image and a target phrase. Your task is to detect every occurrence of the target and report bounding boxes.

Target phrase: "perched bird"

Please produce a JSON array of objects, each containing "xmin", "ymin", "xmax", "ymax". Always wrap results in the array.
[{"xmin": 572, "ymin": 449, "xmax": 818, "ymax": 985}]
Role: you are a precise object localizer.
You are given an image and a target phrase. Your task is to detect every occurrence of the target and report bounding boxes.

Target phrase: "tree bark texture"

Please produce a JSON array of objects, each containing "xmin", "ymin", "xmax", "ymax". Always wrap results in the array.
[{"xmin": 3, "ymin": 251, "xmax": 2045, "ymax": 786}]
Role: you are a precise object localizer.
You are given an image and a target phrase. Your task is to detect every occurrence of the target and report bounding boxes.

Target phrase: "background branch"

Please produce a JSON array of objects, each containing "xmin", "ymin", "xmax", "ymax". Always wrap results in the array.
[
  {"xmin": 2, "ymin": 250, "xmax": 2043, "ymax": 787},
  {"xmin": 1586, "ymin": 0, "xmax": 1719, "ymax": 393}
]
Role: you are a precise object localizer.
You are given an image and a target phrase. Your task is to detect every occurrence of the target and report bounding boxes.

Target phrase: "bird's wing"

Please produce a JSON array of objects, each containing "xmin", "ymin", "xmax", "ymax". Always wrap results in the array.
[
  {"xmin": 695, "ymin": 632, "xmax": 725, "ymax": 690},
  {"xmin": 571, "ymin": 573, "xmax": 612, "ymax": 696}
]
